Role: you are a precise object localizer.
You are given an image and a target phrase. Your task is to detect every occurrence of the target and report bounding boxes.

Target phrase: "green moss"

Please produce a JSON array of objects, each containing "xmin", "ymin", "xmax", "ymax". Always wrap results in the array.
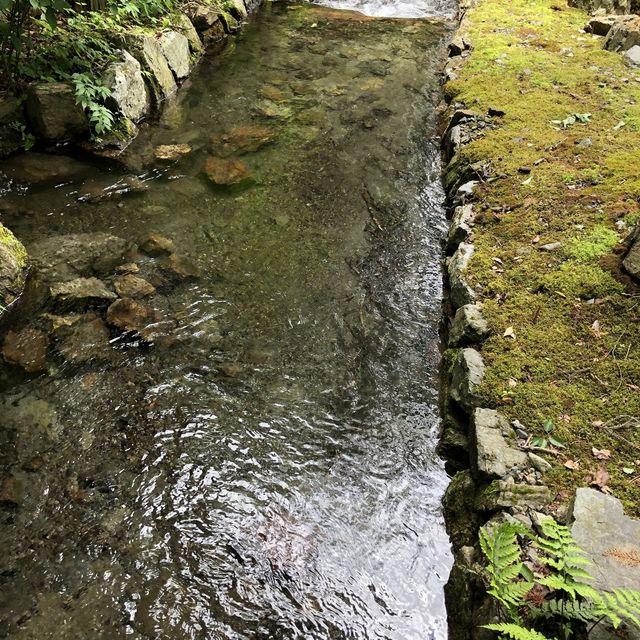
[
  {"xmin": 541, "ymin": 262, "xmax": 624, "ymax": 299},
  {"xmin": 0, "ymin": 223, "xmax": 28, "ymax": 269},
  {"xmin": 567, "ymin": 225, "xmax": 619, "ymax": 262}
]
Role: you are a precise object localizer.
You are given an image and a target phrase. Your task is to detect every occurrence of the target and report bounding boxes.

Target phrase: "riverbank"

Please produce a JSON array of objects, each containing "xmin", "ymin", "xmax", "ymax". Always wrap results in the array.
[{"xmin": 440, "ymin": 0, "xmax": 640, "ymax": 636}]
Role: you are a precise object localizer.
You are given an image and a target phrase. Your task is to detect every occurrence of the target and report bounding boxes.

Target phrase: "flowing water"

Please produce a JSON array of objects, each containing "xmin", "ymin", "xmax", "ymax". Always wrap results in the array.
[{"xmin": 0, "ymin": 4, "xmax": 454, "ymax": 638}]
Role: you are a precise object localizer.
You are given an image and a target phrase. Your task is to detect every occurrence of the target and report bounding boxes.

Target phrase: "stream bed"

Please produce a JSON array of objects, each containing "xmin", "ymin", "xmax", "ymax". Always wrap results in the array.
[{"xmin": 0, "ymin": 4, "xmax": 453, "ymax": 638}]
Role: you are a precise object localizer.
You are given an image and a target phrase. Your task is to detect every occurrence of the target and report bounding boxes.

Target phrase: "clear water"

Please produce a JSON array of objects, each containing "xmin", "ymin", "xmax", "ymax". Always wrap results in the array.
[{"xmin": 0, "ymin": 4, "xmax": 453, "ymax": 639}]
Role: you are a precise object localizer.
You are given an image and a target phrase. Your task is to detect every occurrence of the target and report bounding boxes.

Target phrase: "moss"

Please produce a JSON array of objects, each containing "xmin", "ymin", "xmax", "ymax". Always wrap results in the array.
[
  {"xmin": 449, "ymin": 0, "xmax": 640, "ymax": 514},
  {"xmin": 0, "ymin": 223, "xmax": 28, "ymax": 269}
]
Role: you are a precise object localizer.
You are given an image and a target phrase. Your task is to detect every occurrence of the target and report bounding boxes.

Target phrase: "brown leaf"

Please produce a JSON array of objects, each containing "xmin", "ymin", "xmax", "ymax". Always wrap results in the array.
[
  {"xmin": 564, "ymin": 459, "xmax": 580, "ymax": 470},
  {"xmin": 591, "ymin": 466, "xmax": 610, "ymax": 492},
  {"xmin": 590, "ymin": 320, "xmax": 605, "ymax": 338},
  {"xmin": 592, "ymin": 447, "xmax": 611, "ymax": 460}
]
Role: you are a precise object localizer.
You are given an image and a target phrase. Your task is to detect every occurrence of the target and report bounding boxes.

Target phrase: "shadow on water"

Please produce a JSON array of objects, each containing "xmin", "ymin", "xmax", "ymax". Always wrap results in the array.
[{"xmin": 0, "ymin": 4, "xmax": 454, "ymax": 639}]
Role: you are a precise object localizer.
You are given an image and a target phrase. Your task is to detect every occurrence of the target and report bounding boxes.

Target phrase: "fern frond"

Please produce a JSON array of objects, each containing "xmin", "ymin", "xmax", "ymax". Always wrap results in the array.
[
  {"xmin": 534, "ymin": 598, "xmax": 602, "ymax": 624},
  {"xmin": 482, "ymin": 622, "xmax": 554, "ymax": 640},
  {"xmin": 605, "ymin": 589, "xmax": 640, "ymax": 629}
]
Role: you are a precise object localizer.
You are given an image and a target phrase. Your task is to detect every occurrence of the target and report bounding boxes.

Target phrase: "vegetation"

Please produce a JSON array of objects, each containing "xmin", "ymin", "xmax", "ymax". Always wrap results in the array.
[
  {"xmin": 481, "ymin": 518, "xmax": 640, "ymax": 640},
  {"xmin": 448, "ymin": 0, "xmax": 640, "ymax": 513}
]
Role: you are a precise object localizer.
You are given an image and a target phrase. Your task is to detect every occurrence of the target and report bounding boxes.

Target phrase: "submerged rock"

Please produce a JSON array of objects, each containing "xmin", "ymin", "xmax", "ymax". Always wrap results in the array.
[
  {"xmin": 2, "ymin": 328, "xmax": 49, "ymax": 372},
  {"xmin": 203, "ymin": 156, "xmax": 253, "ymax": 187},
  {"xmin": 210, "ymin": 125, "xmax": 275, "ymax": 157},
  {"xmin": 49, "ymin": 277, "xmax": 117, "ymax": 308},
  {"xmin": 103, "ymin": 50, "xmax": 150, "ymax": 123},
  {"xmin": 52, "ymin": 313, "xmax": 111, "ymax": 364},
  {"xmin": 154, "ymin": 143, "xmax": 192, "ymax": 161},
  {"xmin": 140, "ymin": 233, "xmax": 174, "ymax": 256},
  {"xmin": 106, "ymin": 297, "xmax": 150, "ymax": 332},
  {"xmin": 159, "ymin": 253, "xmax": 200, "ymax": 281},
  {"xmin": 0, "ymin": 152, "xmax": 89, "ymax": 185},
  {"xmin": 114, "ymin": 274, "xmax": 156, "ymax": 298}
]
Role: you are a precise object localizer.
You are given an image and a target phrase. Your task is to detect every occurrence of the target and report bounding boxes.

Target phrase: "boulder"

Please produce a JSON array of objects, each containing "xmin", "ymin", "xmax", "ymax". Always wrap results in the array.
[
  {"xmin": 227, "ymin": 0, "xmax": 248, "ymax": 20},
  {"xmin": 28, "ymin": 233, "xmax": 134, "ymax": 283},
  {"xmin": 113, "ymin": 274, "xmax": 155, "ymax": 298},
  {"xmin": 25, "ymin": 82, "xmax": 89, "ymax": 141},
  {"xmin": 49, "ymin": 277, "xmax": 117, "ymax": 309},
  {"xmin": 121, "ymin": 34, "xmax": 177, "ymax": 104},
  {"xmin": 450, "ymin": 348, "xmax": 485, "ymax": 414},
  {"xmin": 475, "ymin": 479, "xmax": 552, "ymax": 512},
  {"xmin": 0, "ymin": 93, "xmax": 27, "ymax": 157},
  {"xmin": 447, "ymin": 204, "xmax": 475, "ymax": 253},
  {"xmin": 140, "ymin": 233, "xmax": 174, "ymax": 256},
  {"xmin": 203, "ymin": 156, "xmax": 253, "ymax": 187},
  {"xmin": 0, "ymin": 223, "xmax": 28, "ymax": 314},
  {"xmin": 448, "ymin": 243, "xmax": 476, "ymax": 309},
  {"xmin": 586, "ymin": 15, "xmax": 619, "ymax": 36},
  {"xmin": 172, "ymin": 13, "xmax": 203, "ymax": 53},
  {"xmin": 159, "ymin": 253, "xmax": 200, "ymax": 282},
  {"xmin": 449, "ymin": 304, "xmax": 490, "ymax": 347},
  {"xmin": 604, "ymin": 15, "xmax": 640, "ymax": 52},
  {"xmin": 103, "ymin": 50, "xmax": 150, "ymax": 123},
  {"xmin": 187, "ymin": 3, "xmax": 221, "ymax": 31},
  {"xmin": 210, "ymin": 125, "xmax": 275, "ymax": 157},
  {"xmin": 569, "ymin": 0, "xmax": 630, "ymax": 13},
  {"xmin": 622, "ymin": 227, "xmax": 640, "ymax": 279},
  {"xmin": 471, "ymin": 408, "xmax": 528, "ymax": 481},
  {"xmin": 442, "ymin": 470, "xmax": 483, "ymax": 548},
  {"xmin": 2, "ymin": 328, "xmax": 49, "ymax": 372},
  {"xmin": 201, "ymin": 20, "xmax": 226, "ymax": 44},
  {"xmin": 52, "ymin": 313, "xmax": 111, "ymax": 364},
  {"xmin": 624, "ymin": 44, "xmax": 640, "ymax": 67},
  {"xmin": 158, "ymin": 31, "xmax": 191, "ymax": 80},
  {"xmin": 106, "ymin": 297, "xmax": 149, "ymax": 332}
]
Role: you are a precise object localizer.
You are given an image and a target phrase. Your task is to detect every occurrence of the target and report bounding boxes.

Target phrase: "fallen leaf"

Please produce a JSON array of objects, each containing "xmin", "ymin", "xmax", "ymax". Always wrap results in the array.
[
  {"xmin": 503, "ymin": 326, "xmax": 516, "ymax": 339},
  {"xmin": 531, "ymin": 235, "xmax": 540, "ymax": 244},
  {"xmin": 591, "ymin": 466, "xmax": 610, "ymax": 492},
  {"xmin": 564, "ymin": 459, "xmax": 580, "ymax": 470},
  {"xmin": 591, "ymin": 420, "xmax": 604, "ymax": 427},
  {"xmin": 560, "ymin": 414, "xmax": 571, "ymax": 423},
  {"xmin": 622, "ymin": 467, "xmax": 635, "ymax": 475},
  {"xmin": 590, "ymin": 320, "xmax": 605, "ymax": 338},
  {"xmin": 508, "ymin": 378, "xmax": 518, "ymax": 388},
  {"xmin": 592, "ymin": 447, "xmax": 611, "ymax": 460}
]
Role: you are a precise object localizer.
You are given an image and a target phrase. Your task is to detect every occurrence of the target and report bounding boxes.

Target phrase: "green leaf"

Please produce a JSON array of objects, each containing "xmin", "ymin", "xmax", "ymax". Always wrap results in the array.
[
  {"xmin": 543, "ymin": 419, "xmax": 554, "ymax": 433},
  {"xmin": 549, "ymin": 436, "xmax": 566, "ymax": 449}
]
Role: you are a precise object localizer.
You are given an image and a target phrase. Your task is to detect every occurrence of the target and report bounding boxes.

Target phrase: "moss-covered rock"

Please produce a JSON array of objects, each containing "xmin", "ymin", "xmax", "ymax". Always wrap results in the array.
[{"xmin": 0, "ymin": 224, "xmax": 29, "ymax": 318}]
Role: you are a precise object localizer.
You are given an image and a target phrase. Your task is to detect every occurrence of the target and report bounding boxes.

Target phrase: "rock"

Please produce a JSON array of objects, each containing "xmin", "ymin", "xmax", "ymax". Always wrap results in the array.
[
  {"xmin": 172, "ymin": 13, "xmax": 203, "ymax": 53},
  {"xmin": 448, "ymin": 243, "xmax": 476, "ymax": 309},
  {"xmin": 454, "ymin": 180, "xmax": 478, "ymax": 203},
  {"xmin": 227, "ymin": 0, "xmax": 248, "ymax": 19},
  {"xmin": 201, "ymin": 20, "xmax": 226, "ymax": 45},
  {"xmin": 158, "ymin": 31, "xmax": 191, "ymax": 80},
  {"xmin": 447, "ymin": 204, "xmax": 475, "ymax": 253},
  {"xmin": 569, "ymin": 0, "xmax": 630, "ymax": 13},
  {"xmin": 187, "ymin": 3, "xmax": 221, "ymax": 31},
  {"xmin": 49, "ymin": 277, "xmax": 117, "ymax": 309},
  {"xmin": 586, "ymin": 15, "xmax": 618, "ymax": 36},
  {"xmin": 604, "ymin": 15, "xmax": 640, "ymax": 52},
  {"xmin": 450, "ymin": 348, "xmax": 485, "ymax": 414},
  {"xmin": 0, "ymin": 475, "xmax": 23, "ymax": 508},
  {"xmin": 442, "ymin": 470, "xmax": 483, "ymax": 548},
  {"xmin": 106, "ymin": 297, "xmax": 149, "ymax": 332},
  {"xmin": 114, "ymin": 274, "xmax": 155, "ymax": 298},
  {"xmin": 210, "ymin": 125, "xmax": 275, "ymax": 157},
  {"xmin": 443, "ymin": 124, "xmax": 461, "ymax": 162},
  {"xmin": 220, "ymin": 12, "xmax": 240, "ymax": 33},
  {"xmin": 539, "ymin": 241, "xmax": 563, "ymax": 251},
  {"xmin": 53, "ymin": 313, "xmax": 111, "ymax": 364},
  {"xmin": 29, "ymin": 232, "xmax": 134, "ymax": 283},
  {"xmin": 449, "ymin": 304, "xmax": 490, "ymax": 347},
  {"xmin": 570, "ymin": 488, "xmax": 640, "ymax": 592},
  {"xmin": 475, "ymin": 479, "xmax": 553, "ymax": 512},
  {"xmin": 103, "ymin": 50, "xmax": 149, "ymax": 123},
  {"xmin": 448, "ymin": 34, "xmax": 470, "ymax": 57},
  {"xmin": 159, "ymin": 253, "xmax": 200, "ymax": 281},
  {"xmin": 0, "ymin": 223, "xmax": 28, "ymax": 314},
  {"xmin": 25, "ymin": 82, "xmax": 89, "ymax": 141},
  {"xmin": 0, "ymin": 152, "xmax": 89, "ymax": 185},
  {"xmin": 0, "ymin": 93, "xmax": 26, "ymax": 157},
  {"xmin": 438, "ymin": 413, "xmax": 470, "ymax": 471},
  {"xmin": 488, "ymin": 106, "xmax": 506, "ymax": 117},
  {"xmin": 446, "ymin": 109, "xmax": 479, "ymax": 132},
  {"xmin": 203, "ymin": 156, "xmax": 253, "ymax": 187},
  {"xmin": 624, "ymin": 45, "xmax": 640, "ymax": 67},
  {"xmin": 154, "ymin": 143, "xmax": 191, "ymax": 160},
  {"xmin": 622, "ymin": 225, "xmax": 640, "ymax": 280},
  {"xmin": 116, "ymin": 263, "xmax": 139, "ymax": 274},
  {"xmin": 140, "ymin": 233, "xmax": 174, "ymax": 256},
  {"xmin": 2, "ymin": 328, "xmax": 49, "ymax": 372},
  {"xmin": 121, "ymin": 34, "xmax": 177, "ymax": 104},
  {"xmin": 528, "ymin": 452, "xmax": 552, "ymax": 472},
  {"xmin": 78, "ymin": 174, "xmax": 148, "ymax": 203},
  {"xmin": 472, "ymin": 408, "xmax": 528, "ymax": 481}
]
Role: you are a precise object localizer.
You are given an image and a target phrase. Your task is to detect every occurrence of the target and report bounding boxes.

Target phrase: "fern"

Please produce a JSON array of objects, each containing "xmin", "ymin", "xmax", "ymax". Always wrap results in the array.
[{"xmin": 482, "ymin": 622, "xmax": 554, "ymax": 640}]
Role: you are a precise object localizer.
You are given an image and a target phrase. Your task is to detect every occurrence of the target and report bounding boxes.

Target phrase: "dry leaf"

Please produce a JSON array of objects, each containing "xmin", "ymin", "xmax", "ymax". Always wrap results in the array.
[
  {"xmin": 590, "ymin": 320, "xmax": 605, "ymax": 338},
  {"xmin": 592, "ymin": 447, "xmax": 611, "ymax": 460},
  {"xmin": 503, "ymin": 326, "xmax": 516, "ymax": 339},
  {"xmin": 591, "ymin": 420, "xmax": 604, "ymax": 427},
  {"xmin": 532, "ymin": 235, "xmax": 540, "ymax": 244},
  {"xmin": 560, "ymin": 414, "xmax": 571, "ymax": 423},
  {"xmin": 564, "ymin": 459, "xmax": 580, "ymax": 470},
  {"xmin": 591, "ymin": 466, "xmax": 610, "ymax": 492},
  {"xmin": 508, "ymin": 378, "xmax": 518, "ymax": 388}
]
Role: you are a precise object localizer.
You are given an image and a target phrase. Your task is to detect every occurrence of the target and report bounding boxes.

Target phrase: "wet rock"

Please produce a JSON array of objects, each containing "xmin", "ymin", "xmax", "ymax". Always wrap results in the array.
[
  {"xmin": 450, "ymin": 348, "xmax": 485, "ymax": 414},
  {"xmin": 604, "ymin": 15, "xmax": 640, "ymax": 52},
  {"xmin": 254, "ymin": 101, "xmax": 292, "ymax": 119},
  {"xmin": 49, "ymin": 277, "xmax": 117, "ymax": 308},
  {"xmin": 0, "ymin": 152, "xmax": 89, "ymax": 185},
  {"xmin": 586, "ymin": 15, "xmax": 618, "ymax": 36},
  {"xmin": 624, "ymin": 45, "xmax": 640, "ymax": 67},
  {"xmin": 159, "ymin": 253, "xmax": 200, "ymax": 281},
  {"xmin": 140, "ymin": 233, "xmax": 174, "ymax": 256},
  {"xmin": 114, "ymin": 274, "xmax": 156, "ymax": 298},
  {"xmin": 569, "ymin": 0, "xmax": 630, "ymax": 13},
  {"xmin": 570, "ymin": 488, "xmax": 640, "ymax": 592},
  {"xmin": 442, "ymin": 470, "xmax": 483, "ymax": 548},
  {"xmin": 438, "ymin": 412, "xmax": 470, "ymax": 472},
  {"xmin": 220, "ymin": 11, "xmax": 240, "ymax": 33},
  {"xmin": 259, "ymin": 85, "xmax": 286, "ymax": 102},
  {"xmin": 25, "ymin": 82, "xmax": 89, "ymax": 141},
  {"xmin": 472, "ymin": 408, "xmax": 527, "ymax": 481},
  {"xmin": 203, "ymin": 156, "xmax": 253, "ymax": 187},
  {"xmin": 154, "ymin": 143, "xmax": 191, "ymax": 161},
  {"xmin": 106, "ymin": 297, "xmax": 150, "ymax": 332},
  {"xmin": 0, "ymin": 223, "xmax": 28, "ymax": 314},
  {"xmin": 227, "ymin": 0, "xmax": 248, "ymax": 19},
  {"xmin": 121, "ymin": 34, "xmax": 177, "ymax": 103},
  {"xmin": 103, "ymin": 50, "xmax": 150, "ymax": 123},
  {"xmin": 53, "ymin": 314, "xmax": 111, "ymax": 364},
  {"xmin": 447, "ymin": 203, "xmax": 475, "ymax": 253},
  {"xmin": 443, "ymin": 125, "xmax": 461, "ymax": 162},
  {"xmin": 201, "ymin": 20, "xmax": 226, "ymax": 44},
  {"xmin": 158, "ymin": 30, "xmax": 191, "ymax": 80},
  {"xmin": 78, "ymin": 174, "xmax": 148, "ymax": 203},
  {"xmin": 449, "ymin": 304, "xmax": 490, "ymax": 347},
  {"xmin": 0, "ymin": 93, "xmax": 26, "ymax": 157},
  {"xmin": 29, "ymin": 232, "xmax": 134, "ymax": 283},
  {"xmin": 172, "ymin": 13, "xmax": 203, "ymax": 53},
  {"xmin": 0, "ymin": 475, "xmax": 24, "ymax": 508},
  {"xmin": 448, "ymin": 243, "xmax": 476, "ymax": 309},
  {"xmin": 116, "ymin": 263, "xmax": 140, "ymax": 274},
  {"xmin": 475, "ymin": 479, "xmax": 552, "ymax": 512},
  {"xmin": 210, "ymin": 125, "xmax": 275, "ymax": 157},
  {"xmin": 2, "ymin": 328, "xmax": 49, "ymax": 372}
]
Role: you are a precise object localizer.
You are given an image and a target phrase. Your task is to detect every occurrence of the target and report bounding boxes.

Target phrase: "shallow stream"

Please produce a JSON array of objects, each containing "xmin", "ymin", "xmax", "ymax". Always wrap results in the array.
[{"xmin": 0, "ymin": 4, "xmax": 454, "ymax": 638}]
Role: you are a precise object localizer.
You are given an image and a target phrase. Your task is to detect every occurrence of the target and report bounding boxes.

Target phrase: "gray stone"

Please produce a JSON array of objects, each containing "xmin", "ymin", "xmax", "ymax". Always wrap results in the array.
[
  {"xmin": 450, "ymin": 348, "xmax": 485, "ymax": 414},
  {"xmin": 172, "ymin": 13, "xmax": 203, "ymax": 52},
  {"xmin": 187, "ymin": 3, "xmax": 221, "ymax": 31},
  {"xmin": 25, "ymin": 82, "xmax": 89, "ymax": 141},
  {"xmin": 49, "ymin": 277, "xmax": 117, "ymax": 308},
  {"xmin": 471, "ymin": 408, "xmax": 528, "ymax": 481},
  {"xmin": 449, "ymin": 304, "xmax": 489, "ymax": 347},
  {"xmin": 528, "ymin": 452, "xmax": 552, "ymax": 472},
  {"xmin": 103, "ymin": 50, "xmax": 150, "ymax": 123},
  {"xmin": 604, "ymin": 16, "xmax": 640, "ymax": 52},
  {"xmin": 158, "ymin": 31, "xmax": 191, "ymax": 81},
  {"xmin": 227, "ymin": 0, "xmax": 248, "ymax": 20},
  {"xmin": 448, "ymin": 243, "xmax": 476, "ymax": 309},
  {"xmin": 624, "ymin": 44, "xmax": 640, "ymax": 67},
  {"xmin": 571, "ymin": 488, "xmax": 640, "ymax": 592},
  {"xmin": 0, "ymin": 223, "xmax": 28, "ymax": 315},
  {"xmin": 444, "ymin": 125, "xmax": 461, "ymax": 163},
  {"xmin": 623, "ymin": 226, "xmax": 640, "ymax": 280},
  {"xmin": 455, "ymin": 180, "xmax": 478, "ymax": 204},
  {"xmin": 448, "ymin": 34, "xmax": 471, "ymax": 57},
  {"xmin": 539, "ymin": 241, "xmax": 563, "ymax": 252},
  {"xmin": 29, "ymin": 233, "xmax": 134, "ymax": 283},
  {"xmin": 121, "ymin": 34, "xmax": 177, "ymax": 103},
  {"xmin": 586, "ymin": 15, "xmax": 618, "ymax": 36},
  {"xmin": 475, "ymin": 479, "xmax": 553, "ymax": 512},
  {"xmin": 447, "ymin": 204, "xmax": 475, "ymax": 253},
  {"xmin": 569, "ymin": 0, "xmax": 630, "ymax": 13}
]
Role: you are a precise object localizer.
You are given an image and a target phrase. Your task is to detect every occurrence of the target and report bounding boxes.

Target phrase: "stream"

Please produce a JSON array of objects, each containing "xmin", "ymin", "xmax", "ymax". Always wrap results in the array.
[{"xmin": 0, "ymin": 3, "xmax": 454, "ymax": 638}]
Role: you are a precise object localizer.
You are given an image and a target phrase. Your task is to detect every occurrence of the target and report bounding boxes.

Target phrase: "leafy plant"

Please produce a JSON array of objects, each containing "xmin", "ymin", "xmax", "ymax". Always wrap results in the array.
[
  {"xmin": 531, "ymin": 420, "xmax": 566, "ymax": 450},
  {"xmin": 480, "ymin": 518, "xmax": 640, "ymax": 640},
  {"xmin": 71, "ymin": 72, "xmax": 114, "ymax": 134}
]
